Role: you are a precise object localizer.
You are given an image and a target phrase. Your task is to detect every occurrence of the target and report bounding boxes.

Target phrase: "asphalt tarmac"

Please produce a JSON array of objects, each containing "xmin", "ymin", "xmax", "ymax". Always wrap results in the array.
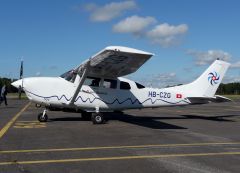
[{"xmin": 0, "ymin": 99, "xmax": 240, "ymax": 173}]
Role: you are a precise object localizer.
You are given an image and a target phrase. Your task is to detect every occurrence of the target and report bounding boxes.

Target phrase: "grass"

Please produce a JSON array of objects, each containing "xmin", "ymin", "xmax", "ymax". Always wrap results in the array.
[
  {"xmin": 7, "ymin": 93, "xmax": 27, "ymax": 99},
  {"xmin": 219, "ymin": 95, "xmax": 240, "ymax": 101}
]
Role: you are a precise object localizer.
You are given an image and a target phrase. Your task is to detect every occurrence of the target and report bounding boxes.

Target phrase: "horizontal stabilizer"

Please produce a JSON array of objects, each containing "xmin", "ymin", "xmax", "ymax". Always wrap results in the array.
[
  {"xmin": 214, "ymin": 95, "xmax": 232, "ymax": 102},
  {"xmin": 187, "ymin": 95, "xmax": 231, "ymax": 104}
]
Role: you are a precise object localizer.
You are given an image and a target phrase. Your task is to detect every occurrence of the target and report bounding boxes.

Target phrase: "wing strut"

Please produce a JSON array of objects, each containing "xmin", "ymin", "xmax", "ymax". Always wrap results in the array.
[{"xmin": 68, "ymin": 60, "xmax": 90, "ymax": 105}]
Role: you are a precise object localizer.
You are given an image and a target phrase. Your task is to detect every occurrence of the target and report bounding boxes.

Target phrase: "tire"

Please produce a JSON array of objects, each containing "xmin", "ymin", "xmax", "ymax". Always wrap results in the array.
[
  {"xmin": 91, "ymin": 113, "xmax": 104, "ymax": 124},
  {"xmin": 38, "ymin": 113, "xmax": 48, "ymax": 122}
]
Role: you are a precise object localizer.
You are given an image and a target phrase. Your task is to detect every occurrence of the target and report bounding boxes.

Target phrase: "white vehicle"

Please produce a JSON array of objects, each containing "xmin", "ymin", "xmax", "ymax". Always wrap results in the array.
[{"xmin": 12, "ymin": 46, "xmax": 231, "ymax": 124}]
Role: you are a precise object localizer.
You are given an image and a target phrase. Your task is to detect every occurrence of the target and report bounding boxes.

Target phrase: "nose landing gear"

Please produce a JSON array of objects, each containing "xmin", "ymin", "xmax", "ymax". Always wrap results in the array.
[{"xmin": 38, "ymin": 109, "xmax": 48, "ymax": 122}]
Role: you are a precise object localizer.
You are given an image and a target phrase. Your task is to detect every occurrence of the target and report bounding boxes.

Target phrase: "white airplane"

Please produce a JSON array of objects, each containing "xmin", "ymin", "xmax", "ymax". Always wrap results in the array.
[{"xmin": 12, "ymin": 46, "xmax": 231, "ymax": 124}]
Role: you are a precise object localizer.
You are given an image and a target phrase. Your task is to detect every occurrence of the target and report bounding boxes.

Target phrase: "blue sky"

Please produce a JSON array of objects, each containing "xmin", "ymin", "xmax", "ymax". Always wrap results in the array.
[{"xmin": 0, "ymin": 0, "xmax": 240, "ymax": 87}]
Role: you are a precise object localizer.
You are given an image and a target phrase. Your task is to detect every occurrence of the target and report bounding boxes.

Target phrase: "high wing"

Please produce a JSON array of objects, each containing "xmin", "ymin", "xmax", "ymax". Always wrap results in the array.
[
  {"xmin": 77, "ymin": 46, "xmax": 154, "ymax": 78},
  {"xmin": 66, "ymin": 46, "xmax": 153, "ymax": 105}
]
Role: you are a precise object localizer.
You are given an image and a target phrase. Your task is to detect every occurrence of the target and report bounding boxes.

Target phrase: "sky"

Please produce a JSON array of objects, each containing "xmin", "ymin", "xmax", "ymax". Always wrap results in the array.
[{"xmin": 0, "ymin": 0, "xmax": 240, "ymax": 87}]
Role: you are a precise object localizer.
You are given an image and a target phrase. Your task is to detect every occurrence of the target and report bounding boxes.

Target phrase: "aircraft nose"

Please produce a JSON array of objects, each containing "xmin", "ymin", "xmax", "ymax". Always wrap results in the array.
[{"xmin": 11, "ymin": 79, "xmax": 23, "ymax": 88}]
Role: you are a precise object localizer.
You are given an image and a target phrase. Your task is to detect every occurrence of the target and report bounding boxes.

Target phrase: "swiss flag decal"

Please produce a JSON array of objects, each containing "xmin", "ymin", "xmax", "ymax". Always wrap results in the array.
[{"xmin": 176, "ymin": 94, "xmax": 182, "ymax": 98}]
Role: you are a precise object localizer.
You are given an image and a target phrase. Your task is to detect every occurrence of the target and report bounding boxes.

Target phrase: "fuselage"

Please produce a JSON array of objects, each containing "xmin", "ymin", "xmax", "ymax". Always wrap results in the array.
[
  {"xmin": 11, "ymin": 60, "xmax": 231, "ymax": 113},
  {"xmin": 12, "ymin": 76, "xmax": 190, "ymax": 112}
]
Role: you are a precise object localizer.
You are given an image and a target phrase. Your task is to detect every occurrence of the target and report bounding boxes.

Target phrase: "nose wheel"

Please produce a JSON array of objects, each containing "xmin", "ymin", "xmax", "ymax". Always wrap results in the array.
[{"xmin": 38, "ymin": 109, "xmax": 48, "ymax": 122}]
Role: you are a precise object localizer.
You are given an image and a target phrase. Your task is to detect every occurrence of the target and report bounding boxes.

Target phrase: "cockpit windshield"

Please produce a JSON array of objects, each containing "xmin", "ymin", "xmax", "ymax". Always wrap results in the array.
[
  {"xmin": 135, "ymin": 82, "xmax": 145, "ymax": 89},
  {"xmin": 60, "ymin": 69, "xmax": 77, "ymax": 83}
]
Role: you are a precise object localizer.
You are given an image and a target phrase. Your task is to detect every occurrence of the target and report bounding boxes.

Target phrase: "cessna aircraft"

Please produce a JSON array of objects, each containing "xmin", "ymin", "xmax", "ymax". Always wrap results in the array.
[{"xmin": 12, "ymin": 46, "xmax": 231, "ymax": 124}]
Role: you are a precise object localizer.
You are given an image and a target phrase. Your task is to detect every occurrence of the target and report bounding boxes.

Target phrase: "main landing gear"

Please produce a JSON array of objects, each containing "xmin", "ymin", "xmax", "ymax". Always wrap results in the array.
[
  {"xmin": 91, "ymin": 107, "xmax": 105, "ymax": 124},
  {"xmin": 82, "ymin": 111, "xmax": 105, "ymax": 124},
  {"xmin": 38, "ymin": 109, "xmax": 48, "ymax": 122},
  {"xmin": 91, "ymin": 113, "xmax": 105, "ymax": 124}
]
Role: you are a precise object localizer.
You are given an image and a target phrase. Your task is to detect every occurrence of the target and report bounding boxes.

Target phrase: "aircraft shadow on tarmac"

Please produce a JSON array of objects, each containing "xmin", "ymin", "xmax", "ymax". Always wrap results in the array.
[
  {"xmin": 180, "ymin": 114, "xmax": 237, "ymax": 122},
  {"xmin": 108, "ymin": 113, "xmax": 187, "ymax": 129},
  {"xmin": 50, "ymin": 114, "xmax": 186, "ymax": 130},
  {"xmin": 49, "ymin": 112, "xmax": 238, "ymax": 129},
  {"xmin": 108, "ymin": 113, "xmax": 238, "ymax": 129}
]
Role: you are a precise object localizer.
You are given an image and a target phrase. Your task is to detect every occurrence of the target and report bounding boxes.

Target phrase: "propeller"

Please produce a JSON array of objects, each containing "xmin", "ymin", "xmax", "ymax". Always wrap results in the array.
[{"xmin": 18, "ymin": 58, "xmax": 24, "ymax": 99}]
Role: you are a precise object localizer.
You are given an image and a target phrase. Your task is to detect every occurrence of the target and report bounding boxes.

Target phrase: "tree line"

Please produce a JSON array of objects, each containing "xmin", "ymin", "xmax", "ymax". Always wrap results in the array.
[
  {"xmin": 0, "ymin": 78, "xmax": 18, "ymax": 93},
  {"xmin": 216, "ymin": 83, "xmax": 240, "ymax": 95},
  {"xmin": 0, "ymin": 77, "xmax": 240, "ymax": 95}
]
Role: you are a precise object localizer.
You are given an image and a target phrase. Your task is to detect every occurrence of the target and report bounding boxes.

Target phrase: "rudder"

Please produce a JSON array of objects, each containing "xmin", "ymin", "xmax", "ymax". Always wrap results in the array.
[{"xmin": 184, "ymin": 60, "xmax": 230, "ymax": 97}]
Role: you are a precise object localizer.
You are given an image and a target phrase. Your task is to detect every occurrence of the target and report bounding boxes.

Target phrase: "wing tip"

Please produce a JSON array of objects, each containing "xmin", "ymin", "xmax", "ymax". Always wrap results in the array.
[{"xmin": 105, "ymin": 46, "xmax": 154, "ymax": 56}]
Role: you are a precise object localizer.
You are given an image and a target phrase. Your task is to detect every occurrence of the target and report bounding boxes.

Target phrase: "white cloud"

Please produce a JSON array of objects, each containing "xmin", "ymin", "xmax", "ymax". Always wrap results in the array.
[
  {"xmin": 84, "ymin": 3, "xmax": 97, "ymax": 11},
  {"xmin": 136, "ymin": 72, "xmax": 183, "ymax": 88},
  {"xmin": 231, "ymin": 61, "xmax": 240, "ymax": 68},
  {"xmin": 85, "ymin": 1, "xmax": 137, "ymax": 22},
  {"xmin": 112, "ymin": 15, "xmax": 157, "ymax": 34},
  {"xmin": 82, "ymin": 1, "xmax": 189, "ymax": 47},
  {"xmin": 147, "ymin": 23, "xmax": 188, "ymax": 38},
  {"xmin": 147, "ymin": 23, "xmax": 188, "ymax": 47},
  {"xmin": 222, "ymin": 75, "xmax": 240, "ymax": 83},
  {"xmin": 187, "ymin": 49, "xmax": 232, "ymax": 66},
  {"xmin": 113, "ymin": 18, "xmax": 188, "ymax": 47}
]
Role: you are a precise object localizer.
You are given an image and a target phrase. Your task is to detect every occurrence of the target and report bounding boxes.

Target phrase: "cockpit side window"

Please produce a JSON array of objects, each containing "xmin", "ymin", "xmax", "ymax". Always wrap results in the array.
[
  {"xmin": 60, "ymin": 70, "xmax": 77, "ymax": 83},
  {"xmin": 103, "ymin": 79, "xmax": 117, "ymax": 89},
  {"xmin": 135, "ymin": 82, "xmax": 145, "ymax": 89},
  {"xmin": 120, "ymin": 81, "xmax": 131, "ymax": 90},
  {"xmin": 83, "ymin": 77, "xmax": 101, "ymax": 87}
]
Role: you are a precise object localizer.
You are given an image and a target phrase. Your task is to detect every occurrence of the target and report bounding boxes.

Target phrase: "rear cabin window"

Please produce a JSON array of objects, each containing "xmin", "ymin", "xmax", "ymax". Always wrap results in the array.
[
  {"xmin": 120, "ymin": 81, "xmax": 131, "ymax": 90},
  {"xmin": 135, "ymin": 82, "xmax": 145, "ymax": 89},
  {"xmin": 103, "ymin": 79, "xmax": 117, "ymax": 89},
  {"xmin": 84, "ymin": 77, "xmax": 101, "ymax": 87}
]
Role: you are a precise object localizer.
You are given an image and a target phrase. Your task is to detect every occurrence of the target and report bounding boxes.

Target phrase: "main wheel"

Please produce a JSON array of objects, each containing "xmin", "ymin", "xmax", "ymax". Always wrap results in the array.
[
  {"xmin": 38, "ymin": 113, "xmax": 48, "ymax": 122},
  {"xmin": 91, "ymin": 113, "xmax": 104, "ymax": 124}
]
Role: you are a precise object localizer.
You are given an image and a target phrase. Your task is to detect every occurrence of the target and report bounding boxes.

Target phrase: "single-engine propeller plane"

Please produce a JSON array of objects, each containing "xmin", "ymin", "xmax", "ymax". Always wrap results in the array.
[{"xmin": 12, "ymin": 46, "xmax": 231, "ymax": 124}]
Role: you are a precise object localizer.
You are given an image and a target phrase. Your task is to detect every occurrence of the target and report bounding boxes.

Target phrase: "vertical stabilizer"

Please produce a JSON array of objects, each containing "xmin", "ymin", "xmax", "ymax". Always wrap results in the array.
[{"xmin": 184, "ymin": 60, "xmax": 230, "ymax": 97}]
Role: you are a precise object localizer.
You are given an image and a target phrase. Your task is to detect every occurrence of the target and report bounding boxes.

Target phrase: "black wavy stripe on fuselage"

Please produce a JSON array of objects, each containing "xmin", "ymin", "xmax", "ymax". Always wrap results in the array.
[{"xmin": 25, "ymin": 90, "xmax": 190, "ymax": 105}]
